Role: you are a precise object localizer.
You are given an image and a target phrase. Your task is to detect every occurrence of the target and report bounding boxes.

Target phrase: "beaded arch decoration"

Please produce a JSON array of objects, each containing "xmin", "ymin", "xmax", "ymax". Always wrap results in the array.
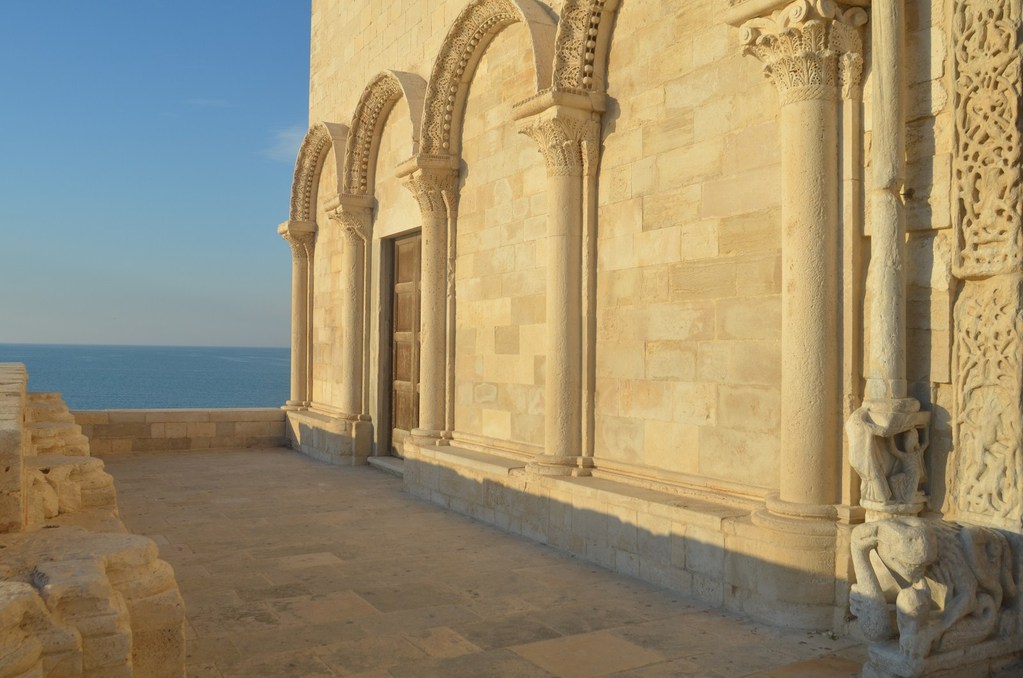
[
  {"xmin": 419, "ymin": 0, "xmax": 556, "ymax": 157},
  {"xmin": 343, "ymin": 70, "xmax": 427, "ymax": 197},
  {"xmin": 289, "ymin": 122, "xmax": 349, "ymax": 223}
]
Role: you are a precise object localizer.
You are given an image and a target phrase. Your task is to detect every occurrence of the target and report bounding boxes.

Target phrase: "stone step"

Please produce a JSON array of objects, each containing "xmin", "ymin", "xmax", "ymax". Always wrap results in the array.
[
  {"xmin": 26, "ymin": 392, "xmax": 63, "ymax": 404},
  {"xmin": 26, "ymin": 455, "xmax": 116, "ymax": 516},
  {"xmin": 27, "ymin": 401, "xmax": 74, "ymax": 424},
  {"xmin": 63, "ymin": 434, "xmax": 91, "ymax": 456},
  {"xmin": 28, "ymin": 421, "xmax": 82, "ymax": 439}
]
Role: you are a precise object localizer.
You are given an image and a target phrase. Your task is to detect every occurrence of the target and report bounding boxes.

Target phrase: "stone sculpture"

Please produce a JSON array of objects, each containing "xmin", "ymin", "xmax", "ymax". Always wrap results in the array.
[
  {"xmin": 846, "ymin": 404, "xmax": 929, "ymax": 514},
  {"xmin": 850, "ymin": 517, "xmax": 1019, "ymax": 675}
]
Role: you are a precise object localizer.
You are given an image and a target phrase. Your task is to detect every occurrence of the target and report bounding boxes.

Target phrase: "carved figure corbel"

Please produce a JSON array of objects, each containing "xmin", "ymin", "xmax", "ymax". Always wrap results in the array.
[{"xmin": 846, "ymin": 403, "xmax": 930, "ymax": 514}]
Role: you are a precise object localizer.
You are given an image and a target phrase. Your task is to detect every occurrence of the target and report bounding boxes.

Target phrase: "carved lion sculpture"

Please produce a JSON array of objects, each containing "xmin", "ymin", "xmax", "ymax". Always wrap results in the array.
[{"xmin": 850, "ymin": 516, "xmax": 1017, "ymax": 666}]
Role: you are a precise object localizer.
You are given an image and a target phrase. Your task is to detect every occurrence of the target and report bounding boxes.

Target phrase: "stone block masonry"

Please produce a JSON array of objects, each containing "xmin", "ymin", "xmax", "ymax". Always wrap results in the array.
[{"xmin": 74, "ymin": 408, "xmax": 287, "ymax": 454}]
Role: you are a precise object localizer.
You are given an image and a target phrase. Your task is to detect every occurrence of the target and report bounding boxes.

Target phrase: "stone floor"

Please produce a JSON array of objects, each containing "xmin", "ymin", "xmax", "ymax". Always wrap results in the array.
[{"xmin": 105, "ymin": 448, "xmax": 868, "ymax": 677}]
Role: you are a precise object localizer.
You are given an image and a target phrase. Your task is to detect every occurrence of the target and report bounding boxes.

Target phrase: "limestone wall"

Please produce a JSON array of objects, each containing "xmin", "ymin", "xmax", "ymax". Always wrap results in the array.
[
  {"xmin": 74, "ymin": 409, "xmax": 287, "ymax": 454},
  {"xmin": 454, "ymin": 23, "xmax": 549, "ymax": 450},
  {"xmin": 0, "ymin": 364, "xmax": 28, "ymax": 532},
  {"xmin": 593, "ymin": 0, "xmax": 781, "ymax": 489}
]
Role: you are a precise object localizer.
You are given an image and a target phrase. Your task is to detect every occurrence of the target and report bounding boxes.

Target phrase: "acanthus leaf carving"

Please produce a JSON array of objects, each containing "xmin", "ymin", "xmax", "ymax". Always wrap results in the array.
[
  {"xmin": 330, "ymin": 202, "xmax": 372, "ymax": 243},
  {"xmin": 519, "ymin": 112, "xmax": 599, "ymax": 177},
  {"xmin": 403, "ymin": 168, "xmax": 458, "ymax": 218},
  {"xmin": 739, "ymin": 0, "xmax": 867, "ymax": 103}
]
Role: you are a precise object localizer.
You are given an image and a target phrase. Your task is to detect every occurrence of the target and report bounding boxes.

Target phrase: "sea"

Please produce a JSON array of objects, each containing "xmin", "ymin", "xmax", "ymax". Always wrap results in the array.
[{"xmin": 0, "ymin": 344, "xmax": 290, "ymax": 410}]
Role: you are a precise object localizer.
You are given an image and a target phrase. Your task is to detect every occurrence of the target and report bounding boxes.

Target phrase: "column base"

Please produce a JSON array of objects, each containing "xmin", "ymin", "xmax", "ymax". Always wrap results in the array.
[
  {"xmin": 410, "ymin": 428, "xmax": 450, "ymax": 446},
  {"xmin": 527, "ymin": 454, "xmax": 594, "ymax": 477}
]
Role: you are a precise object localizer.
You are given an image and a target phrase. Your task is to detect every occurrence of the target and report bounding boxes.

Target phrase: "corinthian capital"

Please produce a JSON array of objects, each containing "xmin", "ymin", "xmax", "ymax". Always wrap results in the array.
[
  {"xmin": 278, "ymin": 220, "xmax": 316, "ymax": 259},
  {"xmin": 403, "ymin": 168, "xmax": 458, "ymax": 218},
  {"xmin": 519, "ymin": 107, "xmax": 600, "ymax": 177},
  {"xmin": 330, "ymin": 198, "xmax": 372, "ymax": 243},
  {"xmin": 740, "ymin": 0, "xmax": 867, "ymax": 103}
]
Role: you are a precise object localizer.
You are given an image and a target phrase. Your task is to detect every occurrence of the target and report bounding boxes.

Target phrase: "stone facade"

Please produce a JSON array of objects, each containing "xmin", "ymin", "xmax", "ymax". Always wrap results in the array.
[{"xmin": 281, "ymin": 0, "xmax": 1023, "ymax": 671}]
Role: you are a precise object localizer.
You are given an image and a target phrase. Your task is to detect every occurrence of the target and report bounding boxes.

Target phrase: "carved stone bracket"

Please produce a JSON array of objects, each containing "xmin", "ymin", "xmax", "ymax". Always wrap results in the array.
[
  {"xmin": 846, "ymin": 400, "xmax": 930, "ymax": 517},
  {"xmin": 739, "ymin": 0, "xmax": 867, "ymax": 102}
]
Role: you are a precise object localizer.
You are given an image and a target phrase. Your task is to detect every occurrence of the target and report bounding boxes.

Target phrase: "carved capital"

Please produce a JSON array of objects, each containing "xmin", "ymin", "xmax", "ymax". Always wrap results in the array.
[
  {"xmin": 330, "ymin": 201, "xmax": 372, "ymax": 243},
  {"xmin": 739, "ymin": 0, "xmax": 867, "ymax": 103},
  {"xmin": 403, "ymin": 168, "xmax": 458, "ymax": 217},
  {"xmin": 519, "ymin": 108, "xmax": 600, "ymax": 177},
  {"xmin": 282, "ymin": 231, "xmax": 314, "ymax": 260}
]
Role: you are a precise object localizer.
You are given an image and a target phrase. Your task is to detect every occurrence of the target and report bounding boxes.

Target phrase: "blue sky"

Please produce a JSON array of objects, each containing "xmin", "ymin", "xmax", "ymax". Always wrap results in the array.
[{"xmin": 0, "ymin": 1, "xmax": 310, "ymax": 348}]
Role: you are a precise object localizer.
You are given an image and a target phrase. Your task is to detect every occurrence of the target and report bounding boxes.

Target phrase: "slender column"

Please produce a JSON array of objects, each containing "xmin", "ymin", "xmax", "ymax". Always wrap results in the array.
[
  {"xmin": 403, "ymin": 168, "xmax": 458, "ymax": 439},
  {"xmin": 278, "ymin": 221, "xmax": 316, "ymax": 409},
  {"xmin": 865, "ymin": 0, "xmax": 907, "ymax": 402},
  {"xmin": 330, "ymin": 202, "xmax": 371, "ymax": 418},
  {"xmin": 843, "ymin": 0, "xmax": 930, "ymax": 521},
  {"xmin": 519, "ymin": 105, "xmax": 599, "ymax": 476},
  {"xmin": 741, "ymin": 0, "xmax": 866, "ymax": 509}
]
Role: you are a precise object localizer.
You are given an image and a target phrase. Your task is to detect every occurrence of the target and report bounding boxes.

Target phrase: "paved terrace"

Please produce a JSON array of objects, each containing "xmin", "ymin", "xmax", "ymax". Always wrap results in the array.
[{"xmin": 105, "ymin": 448, "xmax": 867, "ymax": 677}]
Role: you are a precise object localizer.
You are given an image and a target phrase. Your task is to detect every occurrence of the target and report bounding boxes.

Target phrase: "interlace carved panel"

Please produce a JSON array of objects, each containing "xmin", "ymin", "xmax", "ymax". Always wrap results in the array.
[
  {"xmin": 952, "ymin": 0, "xmax": 1023, "ymax": 277},
  {"xmin": 951, "ymin": 277, "xmax": 1023, "ymax": 528}
]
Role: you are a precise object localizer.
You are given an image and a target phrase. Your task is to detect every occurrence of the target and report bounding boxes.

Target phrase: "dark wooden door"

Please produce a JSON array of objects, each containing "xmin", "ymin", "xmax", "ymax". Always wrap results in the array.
[{"xmin": 390, "ymin": 233, "xmax": 421, "ymax": 457}]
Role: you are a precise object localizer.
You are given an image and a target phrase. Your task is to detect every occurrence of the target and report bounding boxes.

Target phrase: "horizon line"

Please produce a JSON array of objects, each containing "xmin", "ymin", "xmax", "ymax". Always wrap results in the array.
[{"xmin": 0, "ymin": 342, "xmax": 290, "ymax": 351}]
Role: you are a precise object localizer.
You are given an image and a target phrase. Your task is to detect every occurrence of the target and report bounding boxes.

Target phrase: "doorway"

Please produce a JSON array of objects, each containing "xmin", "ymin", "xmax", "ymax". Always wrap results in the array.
[{"xmin": 388, "ymin": 232, "xmax": 421, "ymax": 457}]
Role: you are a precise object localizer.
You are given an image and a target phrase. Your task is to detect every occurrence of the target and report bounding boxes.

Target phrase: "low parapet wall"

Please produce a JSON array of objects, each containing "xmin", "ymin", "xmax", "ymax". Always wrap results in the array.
[{"xmin": 74, "ymin": 408, "xmax": 287, "ymax": 454}]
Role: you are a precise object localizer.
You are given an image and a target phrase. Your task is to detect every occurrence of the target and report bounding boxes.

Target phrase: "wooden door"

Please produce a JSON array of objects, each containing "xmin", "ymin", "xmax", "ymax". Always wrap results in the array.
[{"xmin": 390, "ymin": 233, "xmax": 421, "ymax": 457}]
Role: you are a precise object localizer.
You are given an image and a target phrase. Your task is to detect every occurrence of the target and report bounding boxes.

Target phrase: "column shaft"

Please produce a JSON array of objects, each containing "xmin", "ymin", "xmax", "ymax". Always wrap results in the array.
[
  {"xmin": 545, "ymin": 172, "xmax": 583, "ymax": 462},
  {"xmin": 339, "ymin": 232, "xmax": 365, "ymax": 417},
  {"xmin": 778, "ymin": 97, "xmax": 840, "ymax": 506},
  {"xmin": 288, "ymin": 243, "xmax": 310, "ymax": 408},
  {"xmin": 419, "ymin": 211, "xmax": 448, "ymax": 435},
  {"xmin": 865, "ymin": 0, "xmax": 908, "ymax": 401}
]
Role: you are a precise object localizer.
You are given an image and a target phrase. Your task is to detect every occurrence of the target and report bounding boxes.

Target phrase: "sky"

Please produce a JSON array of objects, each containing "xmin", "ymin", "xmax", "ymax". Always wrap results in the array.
[{"xmin": 0, "ymin": 1, "xmax": 310, "ymax": 348}]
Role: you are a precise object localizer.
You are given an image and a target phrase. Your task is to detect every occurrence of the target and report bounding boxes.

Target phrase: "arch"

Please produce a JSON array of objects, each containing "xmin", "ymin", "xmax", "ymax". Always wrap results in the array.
[
  {"xmin": 419, "ymin": 0, "xmax": 556, "ymax": 157},
  {"xmin": 343, "ymin": 70, "xmax": 427, "ymax": 197},
  {"xmin": 289, "ymin": 121, "xmax": 349, "ymax": 223},
  {"xmin": 552, "ymin": 0, "xmax": 621, "ymax": 94}
]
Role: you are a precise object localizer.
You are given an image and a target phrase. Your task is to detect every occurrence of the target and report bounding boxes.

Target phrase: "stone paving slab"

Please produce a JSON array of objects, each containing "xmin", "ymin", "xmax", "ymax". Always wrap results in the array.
[{"xmin": 103, "ymin": 448, "xmax": 867, "ymax": 677}]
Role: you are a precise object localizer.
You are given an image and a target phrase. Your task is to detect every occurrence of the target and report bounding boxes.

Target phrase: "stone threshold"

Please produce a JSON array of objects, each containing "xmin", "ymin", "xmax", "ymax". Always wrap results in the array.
[{"xmin": 367, "ymin": 454, "xmax": 404, "ymax": 477}]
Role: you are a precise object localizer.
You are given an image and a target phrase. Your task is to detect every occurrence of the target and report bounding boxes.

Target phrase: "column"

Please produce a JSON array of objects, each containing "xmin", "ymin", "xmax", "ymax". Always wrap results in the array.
[
  {"xmin": 519, "ymin": 104, "xmax": 599, "ymax": 476},
  {"xmin": 740, "ymin": 1, "xmax": 866, "ymax": 511},
  {"xmin": 403, "ymin": 167, "xmax": 457, "ymax": 440},
  {"xmin": 845, "ymin": 0, "xmax": 929, "ymax": 520},
  {"xmin": 278, "ymin": 221, "xmax": 316, "ymax": 409},
  {"xmin": 330, "ymin": 201, "xmax": 371, "ymax": 419}
]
